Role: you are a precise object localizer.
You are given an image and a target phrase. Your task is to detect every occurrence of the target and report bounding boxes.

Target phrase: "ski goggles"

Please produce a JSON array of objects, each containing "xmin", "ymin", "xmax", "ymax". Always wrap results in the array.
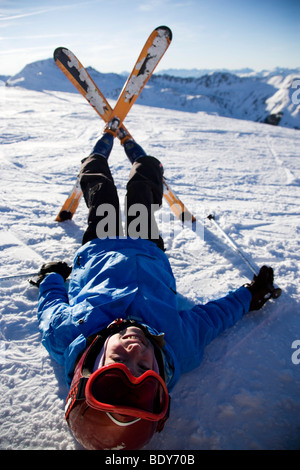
[{"xmin": 84, "ymin": 363, "xmax": 169, "ymax": 422}]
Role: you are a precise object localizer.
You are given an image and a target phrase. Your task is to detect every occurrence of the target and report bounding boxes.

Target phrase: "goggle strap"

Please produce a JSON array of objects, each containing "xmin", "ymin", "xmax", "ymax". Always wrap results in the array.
[
  {"xmin": 156, "ymin": 395, "xmax": 171, "ymax": 433},
  {"xmin": 65, "ymin": 377, "xmax": 88, "ymax": 420}
]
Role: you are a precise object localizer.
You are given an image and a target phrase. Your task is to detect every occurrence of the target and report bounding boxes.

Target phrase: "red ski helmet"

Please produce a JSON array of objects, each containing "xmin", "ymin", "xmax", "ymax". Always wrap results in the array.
[{"xmin": 65, "ymin": 320, "xmax": 170, "ymax": 450}]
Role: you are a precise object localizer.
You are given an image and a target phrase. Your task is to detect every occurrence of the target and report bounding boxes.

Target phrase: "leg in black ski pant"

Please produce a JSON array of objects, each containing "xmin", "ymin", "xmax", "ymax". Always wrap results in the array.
[
  {"xmin": 78, "ymin": 134, "xmax": 165, "ymax": 251},
  {"xmin": 124, "ymin": 140, "xmax": 165, "ymax": 251},
  {"xmin": 78, "ymin": 133, "xmax": 122, "ymax": 244}
]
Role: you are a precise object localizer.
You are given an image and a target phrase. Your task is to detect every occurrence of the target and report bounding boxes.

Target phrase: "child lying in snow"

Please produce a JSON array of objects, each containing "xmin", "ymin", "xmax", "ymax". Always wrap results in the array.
[{"xmin": 34, "ymin": 130, "xmax": 277, "ymax": 450}]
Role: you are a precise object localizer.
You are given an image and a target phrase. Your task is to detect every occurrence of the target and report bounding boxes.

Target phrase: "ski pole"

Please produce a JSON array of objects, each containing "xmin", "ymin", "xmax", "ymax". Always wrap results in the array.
[
  {"xmin": 0, "ymin": 272, "xmax": 39, "ymax": 282},
  {"xmin": 207, "ymin": 214, "xmax": 281, "ymax": 299}
]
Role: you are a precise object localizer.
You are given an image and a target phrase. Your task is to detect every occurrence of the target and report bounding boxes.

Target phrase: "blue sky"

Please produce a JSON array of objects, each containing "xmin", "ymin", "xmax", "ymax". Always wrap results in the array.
[{"xmin": 0, "ymin": 0, "xmax": 299, "ymax": 75}]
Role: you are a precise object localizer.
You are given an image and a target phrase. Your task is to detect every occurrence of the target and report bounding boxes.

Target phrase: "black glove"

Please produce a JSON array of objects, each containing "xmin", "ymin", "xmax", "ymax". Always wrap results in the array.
[
  {"xmin": 246, "ymin": 265, "xmax": 281, "ymax": 311},
  {"xmin": 29, "ymin": 261, "xmax": 72, "ymax": 287}
]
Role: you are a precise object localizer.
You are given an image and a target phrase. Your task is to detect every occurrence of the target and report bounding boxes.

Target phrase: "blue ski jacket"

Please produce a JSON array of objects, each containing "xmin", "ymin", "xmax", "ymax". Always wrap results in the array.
[{"xmin": 37, "ymin": 237, "xmax": 252, "ymax": 390}]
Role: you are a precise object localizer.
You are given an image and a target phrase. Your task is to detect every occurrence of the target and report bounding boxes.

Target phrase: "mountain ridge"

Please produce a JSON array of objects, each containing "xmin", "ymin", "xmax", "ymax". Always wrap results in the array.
[
  {"xmin": 160, "ymin": 66, "xmax": 300, "ymax": 79},
  {"xmin": 3, "ymin": 58, "xmax": 300, "ymax": 129}
]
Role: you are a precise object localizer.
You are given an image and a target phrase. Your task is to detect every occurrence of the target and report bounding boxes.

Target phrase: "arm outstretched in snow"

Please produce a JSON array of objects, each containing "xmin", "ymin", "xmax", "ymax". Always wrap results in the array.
[
  {"xmin": 37, "ymin": 273, "xmax": 79, "ymax": 365},
  {"xmin": 177, "ymin": 286, "xmax": 252, "ymax": 374}
]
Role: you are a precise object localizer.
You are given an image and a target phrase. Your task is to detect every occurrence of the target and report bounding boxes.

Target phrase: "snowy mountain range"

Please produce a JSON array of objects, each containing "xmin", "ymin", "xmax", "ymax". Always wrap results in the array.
[
  {"xmin": 2, "ymin": 58, "xmax": 300, "ymax": 129},
  {"xmin": 160, "ymin": 66, "xmax": 300, "ymax": 79}
]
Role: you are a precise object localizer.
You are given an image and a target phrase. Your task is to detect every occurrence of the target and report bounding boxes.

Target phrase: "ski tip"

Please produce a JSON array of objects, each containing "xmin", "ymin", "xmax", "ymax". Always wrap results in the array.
[
  {"xmin": 53, "ymin": 47, "xmax": 67, "ymax": 60},
  {"xmin": 155, "ymin": 26, "xmax": 172, "ymax": 41}
]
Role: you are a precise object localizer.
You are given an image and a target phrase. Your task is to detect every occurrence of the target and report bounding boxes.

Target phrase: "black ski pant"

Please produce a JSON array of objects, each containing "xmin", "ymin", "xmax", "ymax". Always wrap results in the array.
[{"xmin": 78, "ymin": 154, "xmax": 165, "ymax": 251}]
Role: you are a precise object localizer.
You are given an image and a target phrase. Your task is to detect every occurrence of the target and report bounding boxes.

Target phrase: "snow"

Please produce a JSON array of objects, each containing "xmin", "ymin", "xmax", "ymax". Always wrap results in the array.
[{"xmin": 0, "ymin": 80, "xmax": 300, "ymax": 450}]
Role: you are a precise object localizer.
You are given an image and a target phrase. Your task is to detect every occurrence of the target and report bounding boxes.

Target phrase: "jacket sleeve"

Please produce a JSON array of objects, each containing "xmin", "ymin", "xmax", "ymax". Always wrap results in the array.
[
  {"xmin": 177, "ymin": 286, "xmax": 252, "ymax": 373},
  {"xmin": 37, "ymin": 273, "xmax": 79, "ymax": 365}
]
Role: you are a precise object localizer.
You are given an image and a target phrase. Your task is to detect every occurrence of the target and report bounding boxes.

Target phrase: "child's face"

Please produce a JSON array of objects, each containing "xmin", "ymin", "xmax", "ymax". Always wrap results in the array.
[{"xmin": 104, "ymin": 326, "xmax": 156, "ymax": 377}]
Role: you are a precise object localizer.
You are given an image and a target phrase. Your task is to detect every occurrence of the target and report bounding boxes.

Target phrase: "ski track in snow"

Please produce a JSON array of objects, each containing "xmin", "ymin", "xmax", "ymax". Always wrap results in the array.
[{"xmin": 0, "ymin": 86, "xmax": 300, "ymax": 450}]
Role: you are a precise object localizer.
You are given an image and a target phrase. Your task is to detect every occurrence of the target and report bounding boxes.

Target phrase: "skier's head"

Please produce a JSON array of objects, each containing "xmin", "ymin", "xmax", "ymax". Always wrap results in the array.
[
  {"xmin": 103, "ymin": 325, "xmax": 159, "ymax": 376},
  {"xmin": 65, "ymin": 320, "xmax": 170, "ymax": 450}
]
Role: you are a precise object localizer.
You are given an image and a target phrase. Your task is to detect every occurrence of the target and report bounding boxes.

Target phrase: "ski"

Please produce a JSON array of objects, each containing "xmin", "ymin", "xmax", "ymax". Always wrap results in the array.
[
  {"xmin": 54, "ymin": 47, "xmax": 112, "ymax": 123},
  {"xmin": 54, "ymin": 26, "xmax": 171, "ymax": 132},
  {"xmin": 163, "ymin": 179, "xmax": 196, "ymax": 223},
  {"xmin": 55, "ymin": 178, "xmax": 82, "ymax": 221},
  {"xmin": 108, "ymin": 26, "xmax": 172, "ymax": 125},
  {"xmin": 54, "ymin": 28, "xmax": 196, "ymax": 224}
]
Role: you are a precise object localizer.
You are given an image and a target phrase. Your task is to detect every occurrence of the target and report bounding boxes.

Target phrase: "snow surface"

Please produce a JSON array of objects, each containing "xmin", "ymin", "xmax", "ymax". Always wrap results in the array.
[{"xmin": 0, "ymin": 83, "xmax": 300, "ymax": 450}]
